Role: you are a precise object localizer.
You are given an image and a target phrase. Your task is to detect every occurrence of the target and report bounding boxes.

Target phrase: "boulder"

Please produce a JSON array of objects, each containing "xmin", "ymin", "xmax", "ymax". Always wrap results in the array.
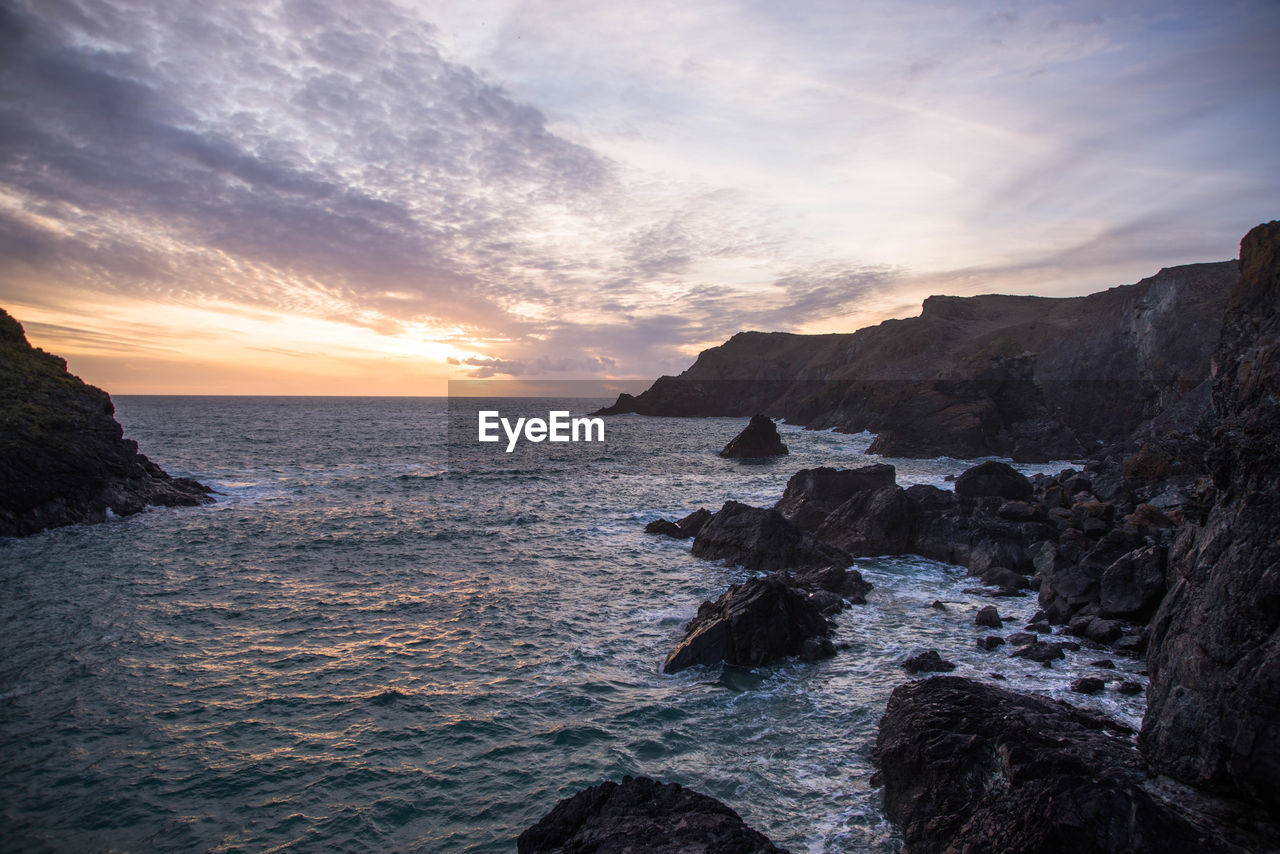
[
  {"xmin": 815, "ymin": 485, "xmax": 914, "ymax": 557},
  {"xmin": 1072, "ymin": 676, "xmax": 1107, "ymax": 694},
  {"xmin": 792, "ymin": 565, "xmax": 873, "ymax": 605},
  {"xmin": 774, "ymin": 464, "xmax": 896, "ymax": 530},
  {"xmin": 719, "ymin": 414, "xmax": 788, "ymax": 458},
  {"xmin": 663, "ymin": 574, "xmax": 833, "ymax": 673},
  {"xmin": 644, "ymin": 508, "xmax": 714, "ymax": 540},
  {"xmin": 954, "ymin": 461, "xmax": 1034, "ymax": 501},
  {"xmin": 1100, "ymin": 546, "xmax": 1166, "ymax": 621},
  {"xmin": 901, "ymin": 649, "xmax": 956, "ymax": 673},
  {"xmin": 873, "ymin": 677, "xmax": 1234, "ymax": 853},
  {"xmin": 518, "ymin": 775, "xmax": 789, "ymax": 853},
  {"xmin": 975, "ymin": 605, "xmax": 1002, "ymax": 628},
  {"xmin": 691, "ymin": 501, "xmax": 852, "ymax": 572}
]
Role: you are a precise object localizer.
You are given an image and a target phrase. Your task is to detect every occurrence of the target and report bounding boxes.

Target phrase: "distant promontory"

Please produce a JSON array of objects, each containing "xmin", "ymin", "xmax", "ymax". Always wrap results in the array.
[
  {"xmin": 0, "ymin": 308, "xmax": 211, "ymax": 537},
  {"xmin": 595, "ymin": 261, "xmax": 1238, "ymax": 462}
]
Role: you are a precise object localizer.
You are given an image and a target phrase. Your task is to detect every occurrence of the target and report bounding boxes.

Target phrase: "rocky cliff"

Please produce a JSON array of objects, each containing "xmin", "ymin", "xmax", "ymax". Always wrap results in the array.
[
  {"xmin": 1140, "ymin": 222, "xmax": 1280, "ymax": 814},
  {"xmin": 0, "ymin": 308, "xmax": 211, "ymax": 536},
  {"xmin": 598, "ymin": 261, "xmax": 1237, "ymax": 461}
]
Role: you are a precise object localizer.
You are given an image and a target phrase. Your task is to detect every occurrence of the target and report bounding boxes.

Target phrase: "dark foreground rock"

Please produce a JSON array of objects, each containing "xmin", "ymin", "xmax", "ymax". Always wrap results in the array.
[
  {"xmin": 663, "ymin": 573, "xmax": 834, "ymax": 673},
  {"xmin": 644, "ymin": 508, "xmax": 713, "ymax": 540},
  {"xmin": 874, "ymin": 676, "xmax": 1266, "ymax": 853},
  {"xmin": 0, "ymin": 308, "xmax": 212, "ymax": 536},
  {"xmin": 720, "ymin": 413, "xmax": 788, "ymax": 458},
  {"xmin": 691, "ymin": 500, "xmax": 851, "ymax": 572},
  {"xmin": 518, "ymin": 775, "xmax": 789, "ymax": 853},
  {"xmin": 1141, "ymin": 221, "xmax": 1280, "ymax": 814}
]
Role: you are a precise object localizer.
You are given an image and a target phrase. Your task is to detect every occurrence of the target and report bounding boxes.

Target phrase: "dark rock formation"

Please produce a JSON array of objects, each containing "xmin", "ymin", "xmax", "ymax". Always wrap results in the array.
[
  {"xmin": 644, "ymin": 507, "xmax": 713, "ymax": 540},
  {"xmin": 901, "ymin": 649, "xmax": 955, "ymax": 673},
  {"xmin": 595, "ymin": 261, "xmax": 1237, "ymax": 461},
  {"xmin": 974, "ymin": 605, "xmax": 1002, "ymax": 628},
  {"xmin": 662, "ymin": 573, "xmax": 835, "ymax": 673},
  {"xmin": 719, "ymin": 414, "xmax": 788, "ymax": 458},
  {"xmin": 1141, "ymin": 221, "xmax": 1280, "ymax": 814},
  {"xmin": 774, "ymin": 464, "xmax": 896, "ymax": 531},
  {"xmin": 874, "ymin": 677, "xmax": 1260, "ymax": 853},
  {"xmin": 0, "ymin": 308, "xmax": 211, "ymax": 536},
  {"xmin": 792, "ymin": 564, "xmax": 874, "ymax": 606},
  {"xmin": 954, "ymin": 460, "xmax": 1033, "ymax": 500},
  {"xmin": 518, "ymin": 775, "xmax": 789, "ymax": 853},
  {"xmin": 691, "ymin": 500, "xmax": 852, "ymax": 572}
]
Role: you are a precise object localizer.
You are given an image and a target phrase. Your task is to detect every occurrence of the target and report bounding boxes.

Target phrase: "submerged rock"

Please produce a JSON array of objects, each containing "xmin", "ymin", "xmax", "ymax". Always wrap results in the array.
[
  {"xmin": 663, "ymin": 574, "xmax": 833, "ymax": 673},
  {"xmin": 719, "ymin": 413, "xmax": 788, "ymax": 458},
  {"xmin": 518, "ymin": 775, "xmax": 789, "ymax": 853},
  {"xmin": 644, "ymin": 507, "xmax": 713, "ymax": 540},
  {"xmin": 901, "ymin": 649, "xmax": 956, "ymax": 674},
  {"xmin": 873, "ymin": 676, "xmax": 1249, "ymax": 853}
]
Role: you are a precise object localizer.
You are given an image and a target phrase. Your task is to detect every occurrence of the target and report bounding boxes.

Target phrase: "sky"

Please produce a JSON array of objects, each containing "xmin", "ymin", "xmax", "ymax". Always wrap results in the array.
[{"xmin": 0, "ymin": 0, "xmax": 1277, "ymax": 395}]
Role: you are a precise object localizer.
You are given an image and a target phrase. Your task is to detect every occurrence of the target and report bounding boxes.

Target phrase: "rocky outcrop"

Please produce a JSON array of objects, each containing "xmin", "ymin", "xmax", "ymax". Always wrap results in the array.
[
  {"xmin": 645, "ymin": 508, "xmax": 713, "ymax": 540},
  {"xmin": 595, "ymin": 261, "xmax": 1238, "ymax": 461},
  {"xmin": 0, "ymin": 308, "xmax": 211, "ymax": 536},
  {"xmin": 873, "ymin": 676, "xmax": 1264, "ymax": 853},
  {"xmin": 690, "ymin": 500, "xmax": 852, "ymax": 572},
  {"xmin": 1141, "ymin": 221, "xmax": 1280, "ymax": 815},
  {"xmin": 662, "ymin": 573, "xmax": 835, "ymax": 673},
  {"xmin": 518, "ymin": 775, "xmax": 789, "ymax": 853},
  {"xmin": 719, "ymin": 413, "xmax": 788, "ymax": 458}
]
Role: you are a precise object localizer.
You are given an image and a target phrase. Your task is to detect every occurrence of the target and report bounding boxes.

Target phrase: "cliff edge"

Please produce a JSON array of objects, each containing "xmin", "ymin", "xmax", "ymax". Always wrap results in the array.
[{"xmin": 0, "ymin": 308, "xmax": 211, "ymax": 536}]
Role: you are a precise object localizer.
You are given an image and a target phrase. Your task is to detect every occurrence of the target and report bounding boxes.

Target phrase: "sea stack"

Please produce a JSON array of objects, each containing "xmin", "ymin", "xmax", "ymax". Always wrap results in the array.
[{"xmin": 720, "ymin": 413, "xmax": 788, "ymax": 458}]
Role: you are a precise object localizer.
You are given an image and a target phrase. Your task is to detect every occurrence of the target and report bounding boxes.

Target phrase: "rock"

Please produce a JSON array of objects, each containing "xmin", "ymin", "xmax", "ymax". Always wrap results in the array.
[
  {"xmin": 517, "ymin": 775, "xmax": 789, "ymax": 853},
  {"xmin": 873, "ymin": 677, "xmax": 1240, "ymax": 853},
  {"xmin": 1091, "ymin": 659, "xmax": 1116, "ymax": 669},
  {"xmin": 0, "ymin": 308, "xmax": 212, "ymax": 536},
  {"xmin": 793, "ymin": 565, "xmax": 873, "ymax": 604},
  {"xmin": 1026, "ymin": 620, "xmax": 1051, "ymax": 634},
  {"xmin": 1118, "ymin": 681, "xmax": 1143, "ymax": 696},
  {"xmin": 1100, "ymin": 546, "xmax": 1167, "ymax": 620},
  {"xmin": 901, "ymin": 649, "xmax": 956, "ymax": 673},
  {"xmin": 981, "ymin": 566, "xmax": 1029, "ymax": 590},
  {"xmin": 1141, "ymin": 221, "xmax": 1280, "ymax": 813},
  {"xmin": 975, "ymin": 605, "xmax": 1002, "ymax": 628},
  {"xmin": 719, "ymin": 413, "xmax": 788, "ymax": 458},
  {"xmin": 814, "ymin": 485, "xmax": 914, "ymax": 556},
  {"xmin": 691, "ymin": 501, "xmax": 852, "ymax": 572},
  {"xmin": 978, "ymin": 636, "xmax": 1006, "ymax": 651},
  {"xmin": 774, "ymin": 464, "xmax": 896, "ymax": 530},
  {"xmin": 1006, "ymin": 632, "xmax": 1036, "ymax": 647},
  {"xmin": 1011, "ymin": 641, "xmax": 1067, "ymax": 665},
  {"xmin": 954, "ymin": 461, "xmax": 1034, "ymax": 501},
  {"xmin": 662, "ymin": 574, "xmax": 833, "ymax": 673},
  {"xmin": 676, "ymin": 507, "xmax": 713, "ymax": 537},
  {"xmin": 644, "ymin": 518, "xmax": 686, "ymax": 538},
  {"xmin": 1072, "ymin": 677, "xmax": 1106, "ymax": 694},
  {"xmin": 930, "ymin": 600, "xmax": 947, "ymax": 611},
  {"xmin": 997, "ymin": 500, "xmax": 1038, "ymax": 521}
]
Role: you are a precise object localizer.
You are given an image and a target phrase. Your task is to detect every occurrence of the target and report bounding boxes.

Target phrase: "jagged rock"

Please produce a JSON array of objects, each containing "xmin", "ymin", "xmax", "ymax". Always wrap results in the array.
[
  {"xmin": 954, "ymin": 461, "xmax": 1034, "ymax": 501},
  {"xmin": 1069, "ymin": 616, "xmax": 1125, "ymax": 645},
  {"xmin": 691, "ymin": 501, "xmax": 852, "ymax": 572},
  {"xmin": 975, "ymin": 605, "xmax": 1002, "ymax": 628},
  {"xmin": 815, "ymin": 484, "xmax": 913, "ymax": 557},
  {"xmin": 930, "ymin": 600, "xmax": 948, "ymax": 611},
  {"xmin": 792, "ymin": 565, "xmax": 873, "ymax": 605},
  {"xmin": 662, "ymin": 574, "xmax": 833, "ymax": 673},
  {"xmin": 978, "ymin": 636, "xmax": 1006, "ymax": 651},
  {"xmin": 901, "ymin": 649, "xmax": 955, "ymax": 673},
  {"xmin": 643, "ymin": 508, "xmax": 713, "ymax": 540},
  {"xmin": 1141, "ymin": 221, "xmax": 1280, "ymax": 813},
  {"xmin": 517, "ymin": 775, "xmax": 789, "ymax": 853},
  {"xmin": 981, "ymin": 566, "xmax": 1030, "ymax": 590},
  {"xmin": 873, "ymin": 677, "xmax": 1246, "ymax": 853},
  {"xmin": 774, "ymin": 464, "xmax": 896, "ymax": 530},
  {"xmin": 1118, "ymin": 682, "xmax": 1143, "ymax": 696},
  {"xmin": 719, "ymin": 414, "xmax": 788, "ymax": 458},
  {"xmin": 0, "ymin": 308, "xmax": 212, "ymax": 536},
  {"xmin": 1092, "ymin": 659, "xmax": 1117, "ymax": 669}
]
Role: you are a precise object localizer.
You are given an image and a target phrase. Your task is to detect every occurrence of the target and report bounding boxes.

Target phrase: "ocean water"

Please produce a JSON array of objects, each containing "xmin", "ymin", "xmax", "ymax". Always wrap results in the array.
[{"xmin": 0, "ymin": 397, "xmax": 1148, "ymax": 852}]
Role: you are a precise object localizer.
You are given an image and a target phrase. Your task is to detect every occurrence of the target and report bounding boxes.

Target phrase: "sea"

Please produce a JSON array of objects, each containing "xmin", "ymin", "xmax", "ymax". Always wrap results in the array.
[{"xmin": 0, "ymin": 397, "xmax": 1149, "ymax": 852}]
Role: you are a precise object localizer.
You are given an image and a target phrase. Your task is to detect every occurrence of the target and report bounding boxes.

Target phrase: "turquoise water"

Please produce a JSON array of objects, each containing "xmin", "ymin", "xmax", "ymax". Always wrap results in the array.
[{"xmin": 0, "ymin": 397, "xmax": 1147, "ymax": 852}]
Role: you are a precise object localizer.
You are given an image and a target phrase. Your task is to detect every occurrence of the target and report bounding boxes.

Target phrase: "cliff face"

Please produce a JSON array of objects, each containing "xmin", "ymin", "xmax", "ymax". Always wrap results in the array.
[
  {"xmin": 0, "ymin": 308, "xmax": 210, "ymax": 536},
  {"xmin": 1141, "ymin": 222, "xmax": 1280, "ymax": 814},
  {"xmin": 599, "ymin": 261, "xmax": 1238, "ymax": 461}
]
